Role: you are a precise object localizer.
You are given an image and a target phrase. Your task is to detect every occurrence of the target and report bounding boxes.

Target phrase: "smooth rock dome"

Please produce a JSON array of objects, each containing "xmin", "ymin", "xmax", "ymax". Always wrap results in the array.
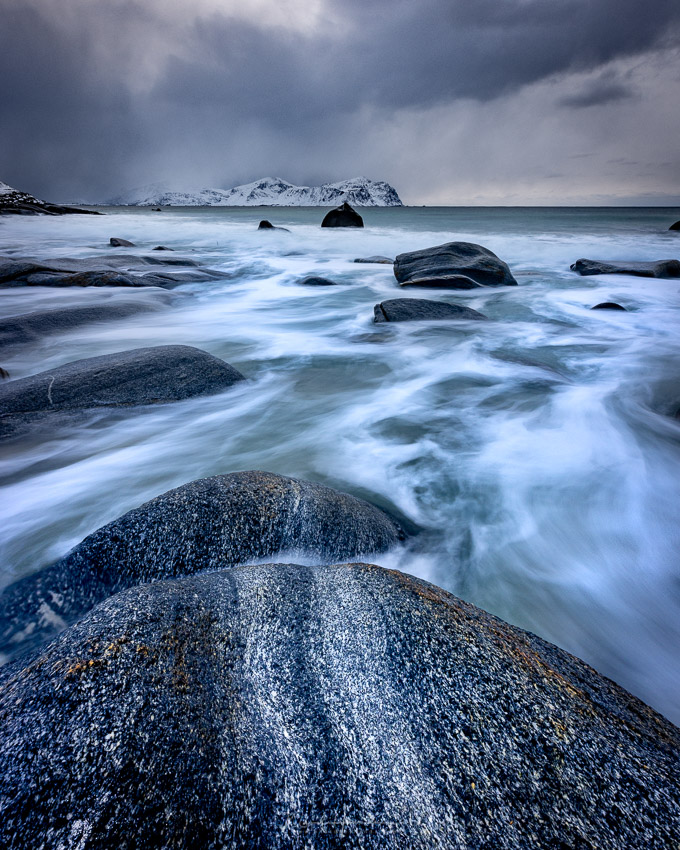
[
  {"xmin": 0, "ymin": 472, "xmax": 405, "ymax": 657},
  {"xmin": 0, "ymin": 345, "xmax": 245, "ymax": 418},
  {"xmin": 394, "ymin": 242, "xmax": 517, "ymax": 288},
  {"xmin": 1, "ymin": 562, "xmax": 678, "ymax": 849}
]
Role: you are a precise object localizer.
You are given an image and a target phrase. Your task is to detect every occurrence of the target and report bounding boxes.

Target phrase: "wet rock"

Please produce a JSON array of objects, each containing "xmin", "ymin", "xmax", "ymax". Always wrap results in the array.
[
  {"xmin": 152, "ymin": 208, "xmax": 162, "ymax": 212},
  {"xmin": 0, "ymin": 367, "xmax": 8, "ymax": 379},
  {"xmin": 1, "ymin": 561, "xmax": 678, "ymax": 850},
  {"xmin": 0, "ymin": 254, "xmax": 219, "ymax": 289},
  {"xmin": 0, "ymin": 344, "xmax": 244, "ymax": 424},
  {"xmin": 21, "ymin": 270, "xmax": 152, "ymax": 288},
  {"xmin": 591, "ymin": 302, "xmax": 627, "ymax": 311},
  {"xmin": 394, "ymin": 242, "xmax": 518, "ymax": 288},
  {"xmin": 374, "ymin": 298, "xmax": 488, "ymax": 323},
  {"xmin": 152, "ymin": 245, "xmax": 173, "ymax": 251},
  {"xmin": 258, "ymin": 220, "xmax": 290, "ymax": 232},
  {"xmin": 669, "ymin": 221, "xmax": 680, "ymax": 231},
  {"xmin": 321, "ymin": 202, "xmax": 364, "ymax": 228},
  {"xmin": 109, "ymin": 237, "xmax": 135, "ymax": 247},
  {"xmin": 0, "ymin": 473, "xmax": 405, "ymax": 656},
  {"xmin": 571, "ymin": 258, "xmax": 680, "ymax": 278},
  {"xmin": 354, "ymin": 256, "xmax": 393, "ymax": 264},
  {"xmin": 0, "ymin": 300, "xmax": 168, "ymax": 349},
  {"xmin": 298, "ymin": 275, "xmax": 337, "ymax": 286}
]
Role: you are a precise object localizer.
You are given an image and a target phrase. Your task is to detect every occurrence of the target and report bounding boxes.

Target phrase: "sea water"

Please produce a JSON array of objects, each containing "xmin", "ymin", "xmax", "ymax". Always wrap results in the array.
[{"xmin": 1, "ymin": 205, "xmax": 679, "ymax": 722}]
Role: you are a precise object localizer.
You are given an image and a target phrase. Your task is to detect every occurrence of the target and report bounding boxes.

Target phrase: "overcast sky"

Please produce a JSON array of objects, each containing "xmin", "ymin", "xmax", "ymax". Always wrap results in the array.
[{"xmin": 1, "ymin": 0, "xmax": 679, "ymax": 204}]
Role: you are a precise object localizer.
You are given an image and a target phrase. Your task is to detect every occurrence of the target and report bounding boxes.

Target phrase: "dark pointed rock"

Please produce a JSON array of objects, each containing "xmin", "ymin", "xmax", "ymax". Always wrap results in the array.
[
  {"xmin": 669, "ymin": 221, "xmax": 680, "ymax": 231},
  {"xmin": 374, "ymin": 298, "xmax": 488, "ymax": 323},
  {"xmin": 109, "ymin": 237, "xmax": 135, "ymax": 247},
  {"xmin": 152, "ymin": 245, "xmax": 173, "ymax": 251},
  {"xmin": 591, "ymin": 302, "xmax": 627, "ymax": 311},
  {"xmin": 1, "ymin": 562, "xmax": 678, "ymax": 849},
  {"xmin": 571, "ymin": 258, "xmax": 680, "ymax": 278},
  {"xmin": 0, "ymin": 473, "xmax": 405, "ymax": 656},
  {"xmin": 394, "ymin": 242, "xmax": 518, "ymax": 288},
  {"xmin": 321, "ymin": 202, "xmax": 364, "ymax": 228}
]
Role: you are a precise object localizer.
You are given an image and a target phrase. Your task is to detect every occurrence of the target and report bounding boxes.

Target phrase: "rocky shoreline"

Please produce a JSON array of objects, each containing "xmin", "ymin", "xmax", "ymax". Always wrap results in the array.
[{"xmin": 1, "ymin": 202, "xmax": 680, "ymax": 846}]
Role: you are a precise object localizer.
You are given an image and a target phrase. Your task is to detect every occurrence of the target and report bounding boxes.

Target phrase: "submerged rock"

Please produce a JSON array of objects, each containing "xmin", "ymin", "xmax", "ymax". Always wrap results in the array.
[
  {"xmin": 152, "ymin": 245, "xmax": 173, "ymax": 251},
  {"xmin": 1, "ymin": 562, "xmax": 678, "ymax": 849},
  {"xmin": 0, "ymin": 473, "xmax": 405, "ymax": 657},
  {"xmin": 394, "ymin": 242, "xmax": 518, "ymax": 288},
  {"xmin": 591, "ymin": 302, "xmax": 627, "ymax": 311},
  {"xmin": 298, "ymin": 275, "xmax": 337, "ymax": 286},
  {"xmin": 0, "ymin": 299, "xmax": 168, "ymax": 349},
  {"xmin": 354, "ymin": 256, "xmax": 393, "ymax": 264},
  {"xmin": 109, "ymin": 237, "xmax": 135, "ymax": 247},
  {"xmin": 374, "ymin": 298, "xmax": 488, "ymax": 323},
  {"xmin": 321, "ymin": 202, "xmax": 364, "ymax": 228},
  {"xmin": 258, "ymin": 220, "xmax": 290, "ymax": 232},
  {"xmin": 571, "ymin": 258, "xmax": 680, "ymax": 278}
]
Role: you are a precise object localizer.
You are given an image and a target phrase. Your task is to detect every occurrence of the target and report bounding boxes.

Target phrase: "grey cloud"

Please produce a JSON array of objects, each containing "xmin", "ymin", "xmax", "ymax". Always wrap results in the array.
[{"xmin": 559, "ymin": 75, "xmax": 637, "ymax": 108}]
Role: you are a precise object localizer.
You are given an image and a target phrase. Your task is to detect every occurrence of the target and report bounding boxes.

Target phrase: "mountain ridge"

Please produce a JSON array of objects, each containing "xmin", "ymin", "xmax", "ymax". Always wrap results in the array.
[{"xmin": 109, "ymin": 176, "xmax": 403, "ymax": 207}]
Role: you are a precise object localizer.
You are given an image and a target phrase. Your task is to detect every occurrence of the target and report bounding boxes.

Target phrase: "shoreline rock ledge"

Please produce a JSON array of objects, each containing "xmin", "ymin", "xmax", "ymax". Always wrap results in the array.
[
  {"xmin": 1, "ymin": 562, "xmax": 678, "ymax": 849},
  {"xmin": 0, "ymin": 472, "xmax": 405, "ymax": 657},
  {"xmin": 394, "ymin": 242, "xmax": 518, "ymax": 288},
  {"xmin": 571, "ymin": 258, "xmax": 680, "ymax": 278}
]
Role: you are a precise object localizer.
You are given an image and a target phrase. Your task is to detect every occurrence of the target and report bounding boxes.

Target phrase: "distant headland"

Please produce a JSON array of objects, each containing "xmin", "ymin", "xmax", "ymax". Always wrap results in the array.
[{"xmin": 107, "ymin": 176, "xmax": 403, "ymax": 207}]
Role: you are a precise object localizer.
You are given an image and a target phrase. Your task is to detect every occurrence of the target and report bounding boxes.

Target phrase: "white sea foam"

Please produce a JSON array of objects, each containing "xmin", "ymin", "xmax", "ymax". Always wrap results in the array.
[{"xmin": 1, "ymin": 205, "xmax": 679, "ymax": 721}]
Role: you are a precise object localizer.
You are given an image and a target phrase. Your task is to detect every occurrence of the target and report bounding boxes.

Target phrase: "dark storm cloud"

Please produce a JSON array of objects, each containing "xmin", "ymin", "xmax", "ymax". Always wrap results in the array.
[
  {"xmin": 1, "ymin": 0, "xmax": 679, "ymax": 200},
  {"xmin": 559, "ymin": 70, "xmax": 637, "ymax": 109},
  {"xmin": 153, "ymin": 0, "xmax": 679, "ymax": 116}
]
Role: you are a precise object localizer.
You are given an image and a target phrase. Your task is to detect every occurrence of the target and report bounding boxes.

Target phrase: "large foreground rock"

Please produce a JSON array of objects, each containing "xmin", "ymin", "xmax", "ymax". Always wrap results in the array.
[
  {"xmin": 0, "ymin": 299, "xmax": 168, "ymax": 349},
  {"xmin": 669, "ymin": 220, "xmax": 680, "ymax": 231},
  {"xmin": 321, "ymin": 202, "xmax": 364, "ymax": 228},
  {"xmin": 394, "ymin": 241, "xmax": 518, "ymax": 288},
  {"xmin": 374, "ymin": 298, "xmax": 488, "ymax": 323},
  {"xmin": 0, "ymin": 472, "xmax": 405, "ymax": 658},
  {"xmin": 571, "ymin": 258, "xmax": 680, "ymax": 278},
  {"xmin": 1, "ymin": 562, "xmax": 678, "ymax": 849}
]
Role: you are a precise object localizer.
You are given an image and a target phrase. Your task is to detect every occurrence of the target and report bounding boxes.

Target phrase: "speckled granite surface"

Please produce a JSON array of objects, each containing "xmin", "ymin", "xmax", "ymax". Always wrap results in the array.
[
  {"xmin": 1, "ymin": 562, "xmax": 678, "ymax": 849},
  {"xmin": 0, "ymin": 472, "xmax": 405, "ymax": 659}
]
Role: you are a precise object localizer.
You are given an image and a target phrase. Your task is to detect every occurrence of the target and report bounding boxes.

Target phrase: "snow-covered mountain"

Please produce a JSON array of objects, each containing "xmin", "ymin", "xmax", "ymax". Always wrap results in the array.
[{"xmin": 109, "ymin": 177, "xmax": 403, "ymax": 207}]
